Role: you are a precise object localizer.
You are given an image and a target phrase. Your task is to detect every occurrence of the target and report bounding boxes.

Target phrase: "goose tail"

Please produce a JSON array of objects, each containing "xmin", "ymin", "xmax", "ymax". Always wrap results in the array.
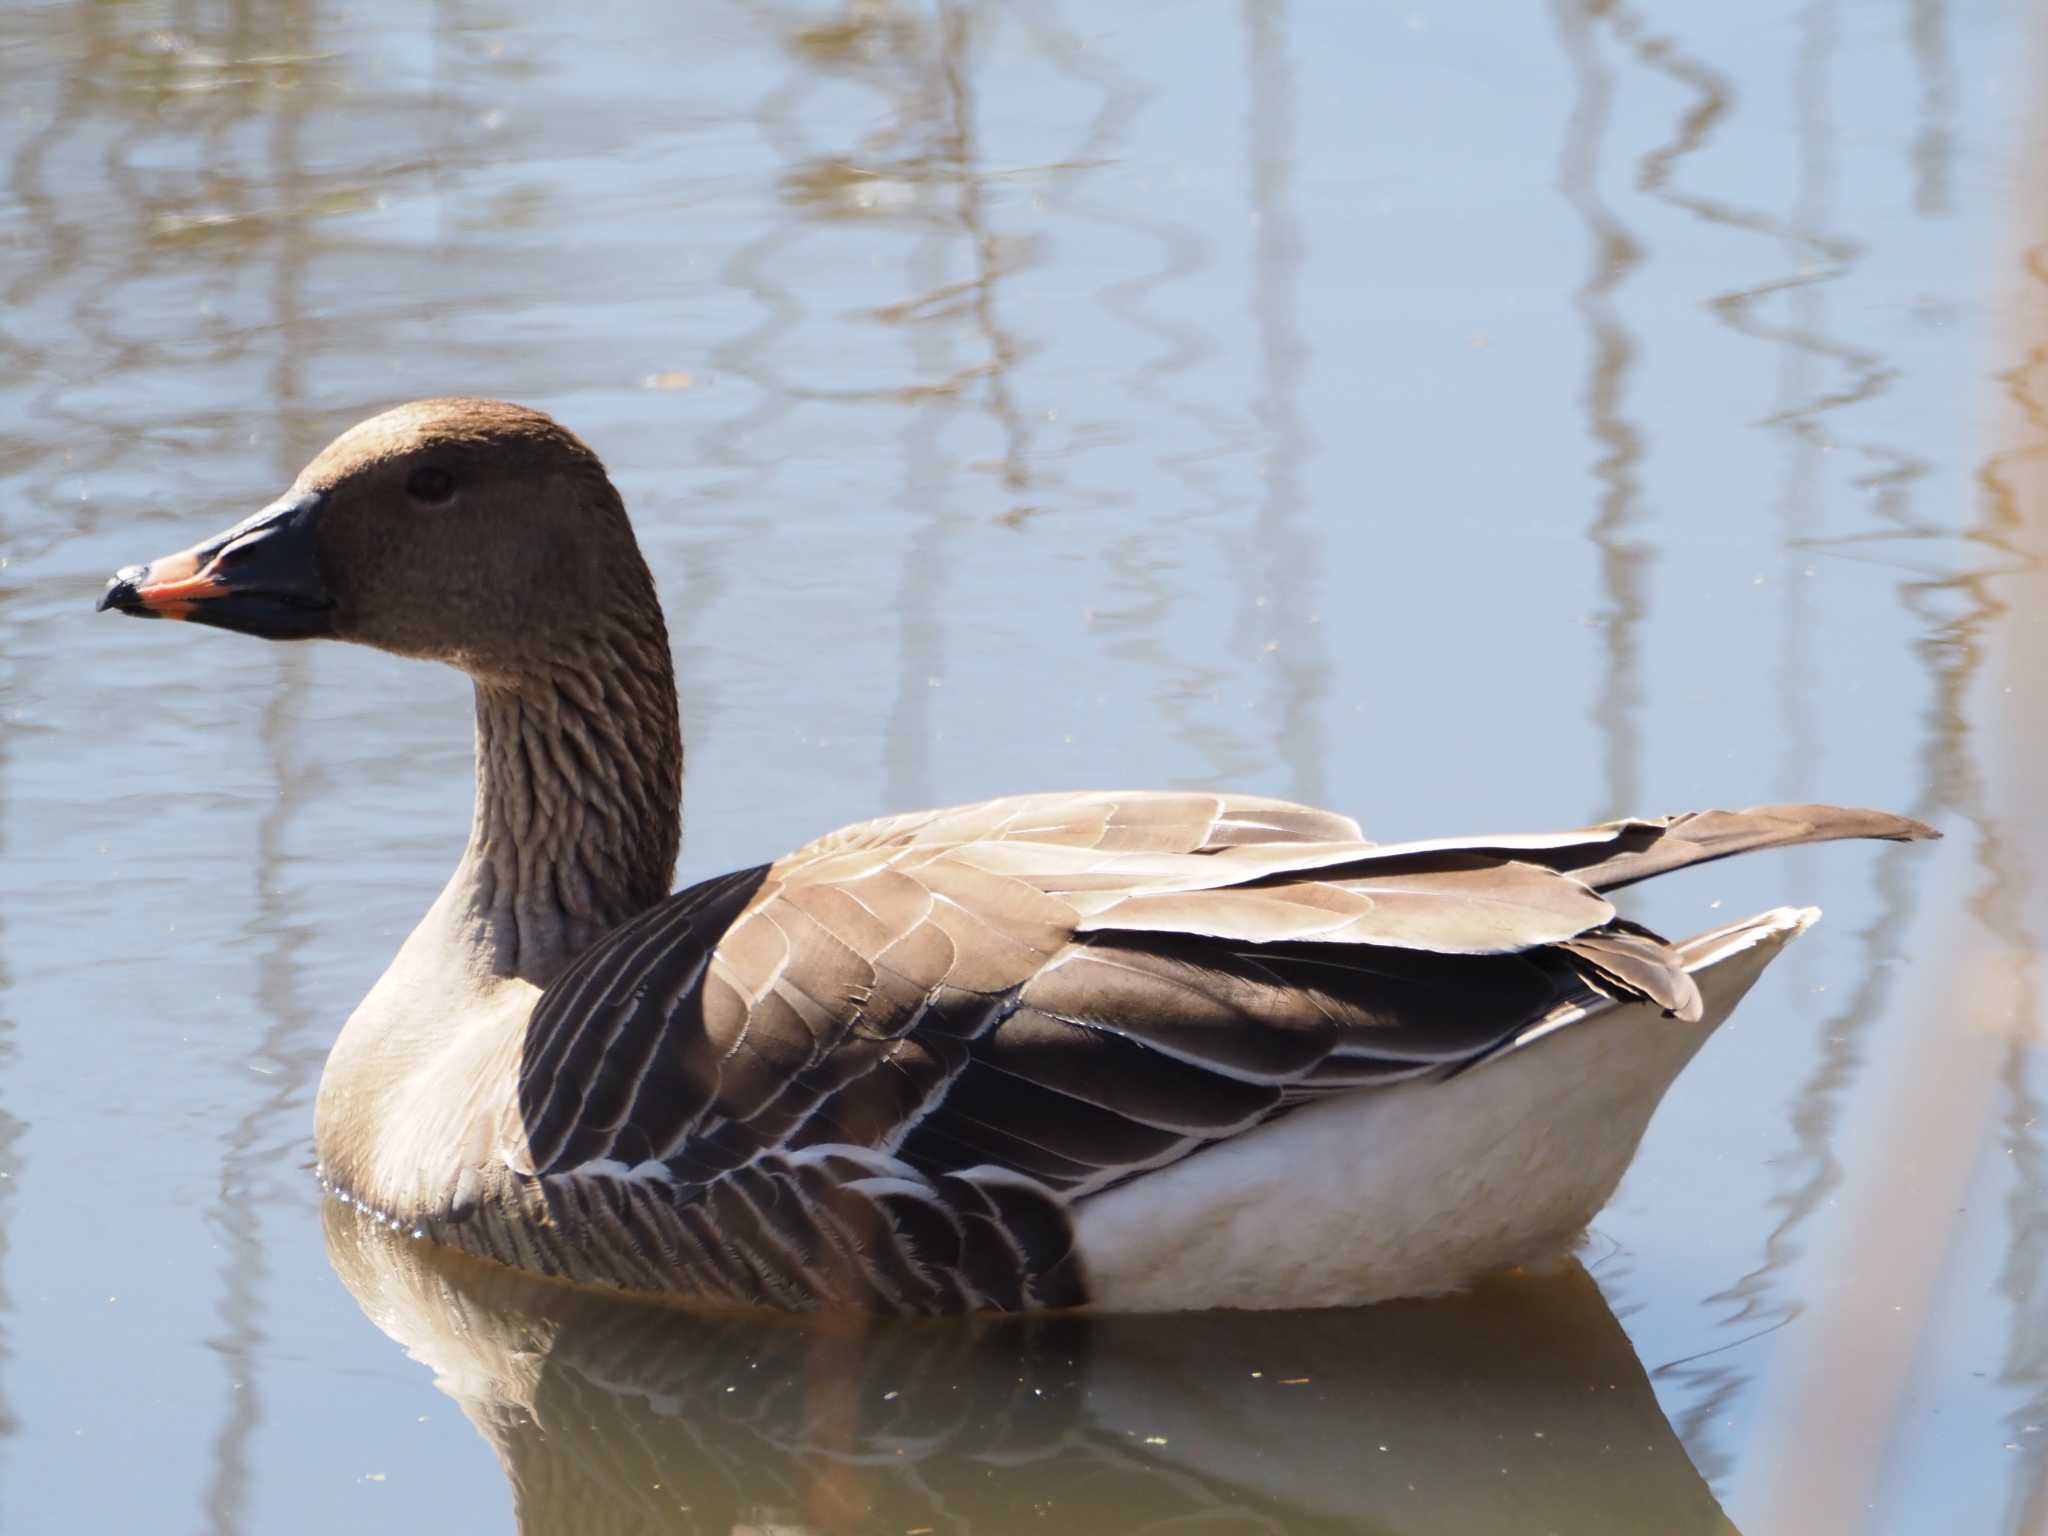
[{"xmin": 1561, "ymin": 804, "xmax": 1936, "ymax": 894}]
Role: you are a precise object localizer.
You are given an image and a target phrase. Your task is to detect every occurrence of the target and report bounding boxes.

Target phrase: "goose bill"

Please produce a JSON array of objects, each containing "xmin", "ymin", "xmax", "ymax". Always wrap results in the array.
[{"xmin": 96, "ymin": 489, "xmax": 334, "ymax": 639}]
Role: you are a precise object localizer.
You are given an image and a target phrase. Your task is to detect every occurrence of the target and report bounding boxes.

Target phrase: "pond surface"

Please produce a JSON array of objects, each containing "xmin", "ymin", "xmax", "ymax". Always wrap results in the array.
[{"xmin": 4, "ymin": 0, "xmax": 2048, "ymax": 1531}]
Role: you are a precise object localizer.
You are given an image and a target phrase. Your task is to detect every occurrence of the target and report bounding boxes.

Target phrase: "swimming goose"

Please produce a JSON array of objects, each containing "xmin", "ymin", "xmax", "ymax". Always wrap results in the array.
[{"xmin": 98, "ymin": 398, "xmax": 1934, "ymax": 1314}]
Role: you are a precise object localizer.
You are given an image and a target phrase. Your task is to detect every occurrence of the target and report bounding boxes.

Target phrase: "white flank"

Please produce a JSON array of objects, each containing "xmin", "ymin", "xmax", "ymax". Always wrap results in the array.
[{"xmin": 1072, "ymin": 905, "xmax": 1820, "ymax": 1311}]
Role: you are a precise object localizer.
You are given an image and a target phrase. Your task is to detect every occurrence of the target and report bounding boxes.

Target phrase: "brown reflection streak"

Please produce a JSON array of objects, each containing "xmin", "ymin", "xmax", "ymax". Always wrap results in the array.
[
  {"xmin": 885, "ymin": 223, "xmax": 955, "ymax": 815},
  {"xmin": 0, "ymin": 454, "xmax": 20, "ymax": 1446},
  {"xmin": 936, "ymin": 2, "xmax": 1028, "ymax": 500},
  {"xmin": 1552, "ymin": 0, "xmax": 1647, "ymax": 823},
  {"xmin": 879, "ymin": 2, "xmax": 1027, "ymax": 812},
  {"xmin": 1748, "ymin": 214, "xmax": 2045, "ymax": 1518},
  {"xmin": 196, "ymin": 4, "xmax": 334, "ymax": 1533},
  {"xmin": 3, "ymin": 4, "xmax": 129, "ymax": 562},
  {"xmin": 1629, "ymin": 16, "xmax": 1903, "ymax": 485},
  {"xmin": 0, "ymin": 5, "xmax": 370, "ymax": 566},
  {"xmin": 1908, "ymin": 0, "xmax": 1953, "ymax": 216},
  {"xmin": 0, "ymin": 0, "xmax": 80, "ymax": 1457},
  {"xmin": 1242, "ymin": 0, "xmax": 1327, "ymax": 807},
  {"xmin": 799, "ymin": 1321, "xmax": 878, "ymax": 1530},
  {"xmin": 1700, "ymin": 501, "xmax": 2036, "ymax": 1518},
  {"xmin": 1565, "ymin": 10, "xmax": 1780, "ymax": 1474},
  {"xmin": 1628, "ymin": 8, "xmax": 2045, "ymax": 1503},
  {"xmin": 1613, "ymin": 3, "xmax": 1988, "ymax": 1479},
  {"xmin": 0, "ymin": 0, "xmax": 195, "ymax": 1463},
  {"xmin": 1769, "ymin": 0, "xmax": 1835, "ymax": 913},
  {"xmin": 700, "ymin": 9, "xmax": 970, "ymax": 794},
  {"xmin": 721, "ymin": 3, "xmax": 1067, "ymax": 812},
  {"xmin": 1657, "ymin": 0, "xmax": 1840, "ymax": 1465},
  {"xmin": 1014, "ymin": 8, "xmax": 1238, "ymax": 528},
  {"xmin": 1980, "ymin": 238, "xmax": 2048, "ymax": 1531},
  {"xmin": 1001, "ymin": 2, "xmax": 1268, "ymax": 789},
  {"xmin": 0, "ymin": 619, "xmax": 20, "ymax": 1455},
  {"xmin": 700, "ymin": 52, "xmax": 807, "ymax": 504},
  {"xmin": 0, "ymin": 0, "xmax": 187, "ymax": 1469},
  {"xmin": 715, "ymin": 4, "xmax": 1037, "ymax": 459},
  {"xmin": 1999, "ymin": 1041, "xmax": 2048, "ymax": 1534},
  {"xmin": 2, "ymin": 0, "xmax": 351, "ymax": 1519},
  {"xmin": 735, "ymin": 2, "xmax": 1271, "ymax": 793},
  {"xmin": 1004, "ymin": 2, "xmax": 1273, "ymax": 790}
]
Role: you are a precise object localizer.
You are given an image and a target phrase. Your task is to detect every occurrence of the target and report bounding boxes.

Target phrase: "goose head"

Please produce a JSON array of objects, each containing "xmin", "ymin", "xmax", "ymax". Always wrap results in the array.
[{"xmin": 96, "ymin": 398, "xmax": 660, "ymax": 687}]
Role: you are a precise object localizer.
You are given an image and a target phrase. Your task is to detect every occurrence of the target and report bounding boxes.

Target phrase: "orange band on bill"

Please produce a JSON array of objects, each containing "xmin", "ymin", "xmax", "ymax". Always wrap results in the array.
[{"xmin": 133, "ymin": 548, "xmax": 229, "ymax": 610}]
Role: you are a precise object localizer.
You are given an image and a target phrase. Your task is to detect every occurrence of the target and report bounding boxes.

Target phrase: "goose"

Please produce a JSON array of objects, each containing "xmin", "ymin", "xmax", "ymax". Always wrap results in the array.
[{"xmin": 98, "ymin": 398, "xmax": 1934, "ymax": 1314}]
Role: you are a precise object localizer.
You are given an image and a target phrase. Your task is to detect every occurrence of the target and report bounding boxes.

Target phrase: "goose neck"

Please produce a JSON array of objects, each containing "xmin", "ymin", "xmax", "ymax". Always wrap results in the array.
[{"xmin": 452, "ymin": 628, "xmax": 681, "ymax": 985}]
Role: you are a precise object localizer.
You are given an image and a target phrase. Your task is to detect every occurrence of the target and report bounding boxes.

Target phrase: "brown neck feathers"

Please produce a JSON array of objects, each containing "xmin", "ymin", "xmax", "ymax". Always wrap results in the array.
[{"xmin": 461, "ymin": 612, "xmax": 681, "ymax": 986}]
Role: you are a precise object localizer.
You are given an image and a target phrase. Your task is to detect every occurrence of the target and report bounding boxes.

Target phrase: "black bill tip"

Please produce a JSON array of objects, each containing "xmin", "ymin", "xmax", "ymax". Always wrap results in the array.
[{"xmin": 97, "ymin": 566, "xmax": 152, "ymax": 616}]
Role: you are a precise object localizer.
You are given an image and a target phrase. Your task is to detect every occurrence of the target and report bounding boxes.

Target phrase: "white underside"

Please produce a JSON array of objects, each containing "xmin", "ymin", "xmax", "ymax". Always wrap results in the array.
[{"xmin": 1072, "ymin": 905, "xmax": 1819, "ymax": 1311}]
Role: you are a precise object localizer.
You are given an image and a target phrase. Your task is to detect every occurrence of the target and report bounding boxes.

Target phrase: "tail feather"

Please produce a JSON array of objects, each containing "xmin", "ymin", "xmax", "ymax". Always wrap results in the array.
[
  {"xmin": 1561, "ymin": 928, "xmax": 1705, "ymax": 1023},
  {"xmin": 1492, "ymin": 903, "xmax": 1823, "ymax": 1068},
  {"xmin": 1672, "ymin": 902, "xmax": 1825, "ymax": 971},
  {"xmin": 1543, "ymin": 804, "xmax": 1937, "ymax": 893}
]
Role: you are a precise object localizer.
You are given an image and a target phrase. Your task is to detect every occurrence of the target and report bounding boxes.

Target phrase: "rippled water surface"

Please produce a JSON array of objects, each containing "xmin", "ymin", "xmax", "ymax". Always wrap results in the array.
[{"xmin": 5, "ymin": 1, "xmax": 2048, "ymax": 1531}]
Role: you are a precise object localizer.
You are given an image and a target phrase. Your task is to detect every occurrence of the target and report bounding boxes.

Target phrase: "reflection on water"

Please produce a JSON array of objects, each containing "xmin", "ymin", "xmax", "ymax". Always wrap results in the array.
[
  {"xmin": 4, "ymin": 0, "xmax": 2046, "ymax": 1530},
  {"xmin": 201, "ymin": 7, "xmax": 331, "ymax": 1526},
  {"xmin": 0, "ymin": 579, "xmax": 17, "ymax": 1458},
  {"xmin": 1971, "ymin": 223, "xmax": 2048, "ymax": 1533},
  {"xmin": 1553, "ymin": 0, "xmax": 1647, "ymax": 825},
  {"xmin": 1240, "ymin": 0, "xmax": 1327, "ymax": 808},
  {"xmin": 1907, "ymin": 0, "xmax": 1953, "ymax": 218},
  {"xmin": 1540, "ymin": 5, "xmax": 2048, "ymax": 1507},
  {"xmin": 326, "ymin": 1203, "xmax": 1735, "ymax": 1536}
]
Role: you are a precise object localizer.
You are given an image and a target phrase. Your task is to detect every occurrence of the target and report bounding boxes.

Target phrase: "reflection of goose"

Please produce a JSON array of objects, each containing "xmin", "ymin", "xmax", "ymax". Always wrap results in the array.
[
  {"xmin": 326, "ymin": 1200, "xmax": 1739, "ymax": 1535},
  {"xmin": 101, "ymin": 399, "xmax": 1933, "ymax": 1312}
]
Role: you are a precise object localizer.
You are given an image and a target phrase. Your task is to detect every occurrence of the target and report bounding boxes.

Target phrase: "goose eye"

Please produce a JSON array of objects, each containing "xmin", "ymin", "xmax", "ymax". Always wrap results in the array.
[{"xmin": 406, "ymin": 466, "xmax": 455, "ymax": 504}]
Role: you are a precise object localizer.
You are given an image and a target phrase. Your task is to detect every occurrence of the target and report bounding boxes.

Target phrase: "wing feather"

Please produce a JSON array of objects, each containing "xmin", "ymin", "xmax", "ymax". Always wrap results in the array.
[{"xmin": 506, "ymin": 794, "xmax": 1932, "ymax": 1307}]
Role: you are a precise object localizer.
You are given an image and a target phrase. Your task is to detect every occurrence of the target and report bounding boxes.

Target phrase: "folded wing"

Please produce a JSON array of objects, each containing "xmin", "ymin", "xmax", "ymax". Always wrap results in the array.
[{"xmin": 507, "ymin": 792, "xmax": 1932, "ymax": 1308}]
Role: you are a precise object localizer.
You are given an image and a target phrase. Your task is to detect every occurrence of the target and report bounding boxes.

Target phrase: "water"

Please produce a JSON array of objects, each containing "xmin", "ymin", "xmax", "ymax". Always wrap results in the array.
[{"xmin": 2, "ymin": 0, "xmax": 2045, "ymax": 1531}]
